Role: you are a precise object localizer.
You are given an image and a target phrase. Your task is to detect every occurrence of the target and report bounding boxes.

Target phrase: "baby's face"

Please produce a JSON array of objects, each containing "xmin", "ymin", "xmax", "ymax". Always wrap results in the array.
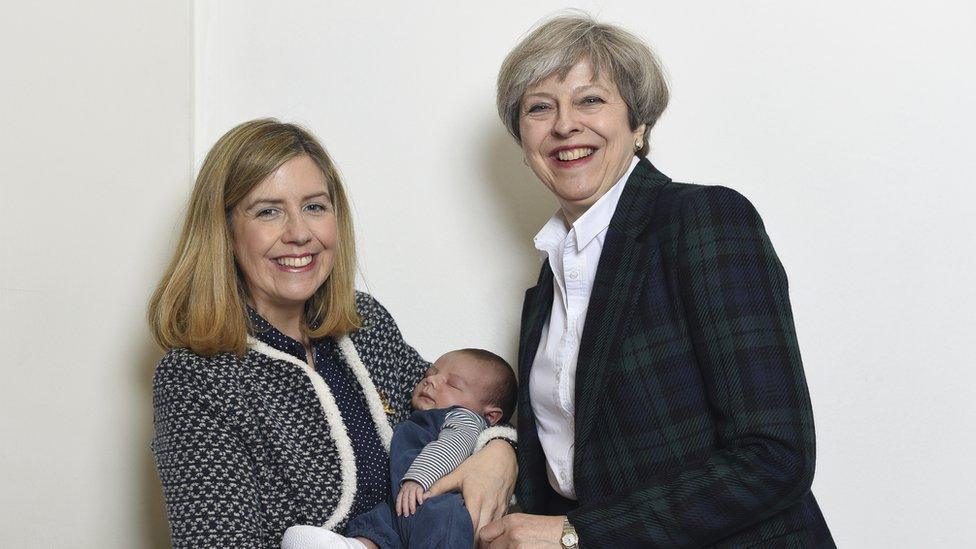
[{"xmin": 411, "ymin": 352, "xmax": 491, "ymax": 414}]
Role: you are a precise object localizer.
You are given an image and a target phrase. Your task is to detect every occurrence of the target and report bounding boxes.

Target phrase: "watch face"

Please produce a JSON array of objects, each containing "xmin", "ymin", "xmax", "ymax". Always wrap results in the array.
[{"xmin": 562, "ymin": 532, "xmax": 579, "ymax": 546}]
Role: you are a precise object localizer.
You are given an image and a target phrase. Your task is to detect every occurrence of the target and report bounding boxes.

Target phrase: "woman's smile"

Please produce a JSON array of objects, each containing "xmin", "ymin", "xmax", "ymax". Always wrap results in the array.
[
  {"xmin": 549, "ymin": 145, "xmax": 598, "ymax": 165},
  {"xmin": 272, "ymin": 253, "xmax": 316, "ymax": 271}
]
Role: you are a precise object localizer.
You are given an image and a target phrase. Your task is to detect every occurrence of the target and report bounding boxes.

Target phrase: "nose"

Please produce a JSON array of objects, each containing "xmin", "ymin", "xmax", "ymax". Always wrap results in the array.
[
  {"xmin": 282, "ymin": 212, "xmax": 312, "ymax": 245},
  {"xmin": 552, "ymin": 106, "xmax": 582, "ymax": 137}
]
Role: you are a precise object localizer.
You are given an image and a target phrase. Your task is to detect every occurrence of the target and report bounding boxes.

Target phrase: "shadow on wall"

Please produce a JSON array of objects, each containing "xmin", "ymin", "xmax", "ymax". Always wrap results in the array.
[
  {"xmin": 476, "ymin": 121, "xmax": 555, "ymax": 288},
  {"xmin": 473, "ymin": 120, "xmax": 555, "ymax": 364},
  {"xmin": 136, "ymin": 336, "xmax": 171, "ymax": 549}
]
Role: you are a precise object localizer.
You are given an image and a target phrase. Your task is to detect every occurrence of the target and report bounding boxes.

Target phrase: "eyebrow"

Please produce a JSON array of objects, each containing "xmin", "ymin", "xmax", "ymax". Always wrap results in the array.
[
  {"xmin": 522, "ymin": 83, "xmax": 611, "ymax": 103},
  {"xmin": 244, "ymin": 191, "xmax": 331, "ymax": 210}
]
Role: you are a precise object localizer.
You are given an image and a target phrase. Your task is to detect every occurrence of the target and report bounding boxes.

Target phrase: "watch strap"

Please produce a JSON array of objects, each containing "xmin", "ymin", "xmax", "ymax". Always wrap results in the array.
[{"xmin": 560, "ymin": 516, "xmax": 579, "ymax": 548}]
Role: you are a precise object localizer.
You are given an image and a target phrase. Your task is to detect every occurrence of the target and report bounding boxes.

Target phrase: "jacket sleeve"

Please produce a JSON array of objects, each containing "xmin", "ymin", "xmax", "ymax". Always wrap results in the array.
[
  {"xmin": 568, "ymin": 186, "xmax": 817, "ymax": 547},
  {"xmin": 151, "ymin": 353, "xmax": 265, "ymax": 549},
  {"xmin": 354, "ymin": 292, "xmax": 430, "ymax": 423}
]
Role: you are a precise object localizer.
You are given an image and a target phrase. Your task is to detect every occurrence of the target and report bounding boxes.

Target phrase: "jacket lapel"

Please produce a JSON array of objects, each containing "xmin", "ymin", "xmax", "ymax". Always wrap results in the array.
[
  {"xmin": 518, "ymin": 264, "xmax": 554, "ymax": 390},
  {"xmin": 573, "ymin": 158, "xmax": 671, "ymax": 462},
  {"xmin": 515, "ymin": 264, "xmax": 556, "ymax": 509}
]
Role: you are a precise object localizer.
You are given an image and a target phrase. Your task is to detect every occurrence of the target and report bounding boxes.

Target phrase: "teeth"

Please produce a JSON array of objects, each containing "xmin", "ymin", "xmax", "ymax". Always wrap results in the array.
[
  {"xmin": 556, "ymin": 147, "xmax": 594, "ymax": 161},
  {"xmin": 276, "ymin": 256, "xmax": 312, "ymax": 267}
]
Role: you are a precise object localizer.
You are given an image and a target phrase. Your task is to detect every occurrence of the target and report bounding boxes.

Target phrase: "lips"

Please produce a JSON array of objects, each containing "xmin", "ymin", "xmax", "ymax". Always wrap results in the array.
[
  {"xmin": 275, "ymin": 255, "xmax": 312, "ymax": 267},
  {"xmin": 553, "ymin": 147, "xmax": 595, "ymax": 161},
  {"xmin": 272, "ymin": 253, "xmax": 316, "ymax": 272}
]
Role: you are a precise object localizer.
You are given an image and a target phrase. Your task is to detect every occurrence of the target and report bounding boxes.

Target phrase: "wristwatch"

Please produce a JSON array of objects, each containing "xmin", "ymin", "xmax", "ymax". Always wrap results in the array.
[{"xmin": 560, "ymin": 516, "xmax": 579, "ymax": 548}]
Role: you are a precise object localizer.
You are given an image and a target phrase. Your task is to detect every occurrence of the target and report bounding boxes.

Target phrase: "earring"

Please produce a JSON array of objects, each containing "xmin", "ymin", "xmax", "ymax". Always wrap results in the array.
[
  {"xmin": 522, "ymin": 157, "xmax": 528, "ymax": 166},
  {"xmin": 634, "ymin": 139, "xmax": 643, "ymax": 152}
]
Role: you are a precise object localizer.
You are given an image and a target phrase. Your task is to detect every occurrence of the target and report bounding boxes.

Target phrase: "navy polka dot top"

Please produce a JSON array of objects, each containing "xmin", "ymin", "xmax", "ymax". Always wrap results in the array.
[{"xmin": 248, "ymin": 307, "xmax": 390, "ymax": 517}]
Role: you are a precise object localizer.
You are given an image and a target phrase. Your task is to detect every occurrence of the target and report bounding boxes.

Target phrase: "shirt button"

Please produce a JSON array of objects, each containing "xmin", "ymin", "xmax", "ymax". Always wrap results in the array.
[{"xmin": 568, "ymin": 270, "xmax": 579, "ymax": 280}]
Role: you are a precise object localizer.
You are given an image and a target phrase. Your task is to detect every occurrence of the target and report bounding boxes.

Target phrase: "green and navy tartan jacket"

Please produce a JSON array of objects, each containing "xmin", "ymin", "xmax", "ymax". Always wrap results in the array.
[{"xmin": 515, "ymin": 159, "xmax": 835, "ymax": 548}]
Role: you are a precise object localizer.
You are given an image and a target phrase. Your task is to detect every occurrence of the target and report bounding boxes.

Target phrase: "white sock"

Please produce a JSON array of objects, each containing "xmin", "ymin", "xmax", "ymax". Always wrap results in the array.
[{"xmin": 280, "ymin": 525, "xmax": 369, "ymax": 549}]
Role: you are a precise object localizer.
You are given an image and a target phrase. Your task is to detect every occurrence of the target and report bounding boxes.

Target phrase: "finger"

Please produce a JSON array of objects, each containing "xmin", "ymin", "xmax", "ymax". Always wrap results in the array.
[
  {"xmin": 466, "ymin": 492, "xmax": 484, "ymax": 534},
  {"xmin": 478, "ymin": 499, "xmax": 497, "ymax": 539},
  {"xmin": 396, "ymin": 492, "xmax": 405, "ymax": 517},
  {"xmin": 424, "ymin": 470, "xmax": 460, "ymax": 498},
  {"xmin": 491, "ymin": 494, "xmax": 508, "ymax": 522},
  {"xmin": 478, "ymin": 517, "xmax": 505, "ymax": 542}
]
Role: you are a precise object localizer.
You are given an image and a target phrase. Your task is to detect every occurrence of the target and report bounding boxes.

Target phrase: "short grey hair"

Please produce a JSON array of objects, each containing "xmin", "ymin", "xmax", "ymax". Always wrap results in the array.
[{"xmin": 496, "ymin": 12, "xmax": 669, "ymax": 157}]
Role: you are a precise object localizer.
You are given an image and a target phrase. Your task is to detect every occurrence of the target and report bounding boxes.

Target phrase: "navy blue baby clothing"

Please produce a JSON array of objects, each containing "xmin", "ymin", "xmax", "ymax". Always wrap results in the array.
[{"xmin": 346, "ymin": 407, "xmax": 478, "ymax": 549}]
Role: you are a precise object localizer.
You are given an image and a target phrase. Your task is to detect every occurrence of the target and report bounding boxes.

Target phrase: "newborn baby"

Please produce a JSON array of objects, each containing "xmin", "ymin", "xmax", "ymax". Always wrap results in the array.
[{"xmin": 282, "ymin": 348, "xmax": 517, "ymax": 549}]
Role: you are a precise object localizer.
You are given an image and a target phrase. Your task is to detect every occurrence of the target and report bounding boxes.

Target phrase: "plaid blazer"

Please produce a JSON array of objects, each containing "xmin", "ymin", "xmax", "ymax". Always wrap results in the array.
[{"xmin": 515, "ymin": 159, "xmax": 835, "ymax": 547}]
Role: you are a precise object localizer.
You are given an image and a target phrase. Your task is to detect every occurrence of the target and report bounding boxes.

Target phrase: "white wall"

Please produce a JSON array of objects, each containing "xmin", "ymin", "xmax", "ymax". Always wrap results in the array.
[
  {"xmin": 195, "ymin": 1, "xmax": 976, "ymax": 546},
  {"xmin": 0, "ymin": 1, "xmax": 192, "ymax": 547},
  {"xmin": 1, "ymin": 1, "xmax": 972, "ymax": 547}
]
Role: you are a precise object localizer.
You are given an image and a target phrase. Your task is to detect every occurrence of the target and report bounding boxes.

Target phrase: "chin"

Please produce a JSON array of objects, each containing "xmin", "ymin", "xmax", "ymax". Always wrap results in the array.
[{"xmin": 274, "ymin": 286, "xmax": 321, "ymax": 304}]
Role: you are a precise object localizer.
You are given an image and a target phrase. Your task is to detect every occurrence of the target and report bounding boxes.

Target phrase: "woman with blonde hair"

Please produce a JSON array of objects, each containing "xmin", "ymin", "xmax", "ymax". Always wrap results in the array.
[
  {"xmin": 148, "ymin": 119, "xmax": 515, "ymax": 548},
  {"xmin": 480, "ymin": 13, "xmax": 834, "ymax": 547}
]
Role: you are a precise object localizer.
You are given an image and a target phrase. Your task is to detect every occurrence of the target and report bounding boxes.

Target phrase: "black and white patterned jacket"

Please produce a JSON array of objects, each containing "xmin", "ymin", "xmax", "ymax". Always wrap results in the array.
[{"xmin": 152, "ymin": 292, "xmax": 514, "ymax": 549}]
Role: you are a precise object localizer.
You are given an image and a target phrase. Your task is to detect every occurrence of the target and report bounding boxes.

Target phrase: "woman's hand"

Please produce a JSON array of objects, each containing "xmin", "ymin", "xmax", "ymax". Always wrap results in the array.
[
  {"xmin": 424, "ymin": 439, "xmax": 517, "ymax": 534},
  {"xmin": 478, "ymin": 513, "xmax": 564, "ymax": 548}
]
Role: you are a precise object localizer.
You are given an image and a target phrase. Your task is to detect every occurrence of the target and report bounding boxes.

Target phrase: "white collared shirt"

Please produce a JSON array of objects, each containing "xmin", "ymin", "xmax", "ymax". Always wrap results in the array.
[{"xmin": 529, "ymin": 156, "xmax": 639, "ymax": 499}]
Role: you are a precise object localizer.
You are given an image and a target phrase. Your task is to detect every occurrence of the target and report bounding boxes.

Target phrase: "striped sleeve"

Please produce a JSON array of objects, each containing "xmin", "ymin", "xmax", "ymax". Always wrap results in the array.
[{"xmin": 402, "ymin": 408, "xmax": 487, "ymax": 491}]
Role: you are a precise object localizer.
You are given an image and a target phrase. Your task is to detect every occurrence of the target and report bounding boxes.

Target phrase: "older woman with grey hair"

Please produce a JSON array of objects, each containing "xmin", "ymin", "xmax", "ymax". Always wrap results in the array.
[{"xmin": 479, "ymin": 13, "xmax": 834, "ymax": 548}]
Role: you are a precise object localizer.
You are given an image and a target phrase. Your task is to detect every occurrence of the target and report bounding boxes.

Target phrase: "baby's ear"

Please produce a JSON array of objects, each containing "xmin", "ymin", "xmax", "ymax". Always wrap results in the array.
[{"xmin": 482, "ymin": 406, "xmax": 503, "ymax": 426}]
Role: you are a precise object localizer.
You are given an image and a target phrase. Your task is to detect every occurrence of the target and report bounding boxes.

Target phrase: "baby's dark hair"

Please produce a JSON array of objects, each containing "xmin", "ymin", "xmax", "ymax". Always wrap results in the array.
[{"xmin": 455, "ymin": 348, "xmax": 517, "ymax": 423}]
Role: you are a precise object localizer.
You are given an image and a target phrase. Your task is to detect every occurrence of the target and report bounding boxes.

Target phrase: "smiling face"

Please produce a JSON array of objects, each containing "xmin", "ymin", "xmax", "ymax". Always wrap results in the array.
[
  {"xmin": 230, "ymin": 155, "xmax": 337, "ymax": 320},
  {"xmin": 519, "ymin": 59, "xmax": 646, "ymax": 223},
  {"xmin": 412, "ymin": 352, "xmax": 497, "ymax": 419}
]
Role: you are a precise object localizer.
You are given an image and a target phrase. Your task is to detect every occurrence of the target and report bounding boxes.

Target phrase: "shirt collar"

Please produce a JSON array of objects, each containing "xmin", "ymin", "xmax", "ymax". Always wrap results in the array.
[
  {"xmin": 246, "ymin": 305, "xmax": 310, "ymax": 363},
  {"xmin": 571, "ymin": 156, "xmax": 638, "ymax": 252},
  {"xmin": 247, "ymin": 305, "xmax": 274, "ymax": 333},
  {"xmin": 533, "ymin": 210, "xmax": 570, "ymax": 260},
  {"xmin": 532, "ymin": 156, "xmax": 639, "ymax": 256}
]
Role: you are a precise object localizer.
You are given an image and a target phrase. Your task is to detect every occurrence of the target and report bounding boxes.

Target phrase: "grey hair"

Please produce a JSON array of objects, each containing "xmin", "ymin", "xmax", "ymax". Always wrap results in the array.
[{"xmin": 496, "ymin": 11, "xmax": 669, "ymax": 157}]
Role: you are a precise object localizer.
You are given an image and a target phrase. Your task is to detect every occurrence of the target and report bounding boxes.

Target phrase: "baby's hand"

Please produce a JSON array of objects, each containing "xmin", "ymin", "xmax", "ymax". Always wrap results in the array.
[{"xmin": 396, "ymin": 480, "xmax": 427, "ymax": 517}]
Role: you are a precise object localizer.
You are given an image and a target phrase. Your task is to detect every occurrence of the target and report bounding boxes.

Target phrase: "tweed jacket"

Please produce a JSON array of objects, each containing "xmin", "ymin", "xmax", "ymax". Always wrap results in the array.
[
  {"xmin": 515, "ymin": 159, "xmax": 834, "ymax": 547},
  {"xmin": 152, "ymin": 293, "xmax": 513, "ymax": 549}
]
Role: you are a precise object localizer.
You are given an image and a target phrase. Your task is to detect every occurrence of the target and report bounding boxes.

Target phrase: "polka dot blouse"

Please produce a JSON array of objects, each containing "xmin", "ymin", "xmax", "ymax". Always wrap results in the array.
[{"xmin": 248, "ymin": 307, "xmax": 390, "ymax": 518}]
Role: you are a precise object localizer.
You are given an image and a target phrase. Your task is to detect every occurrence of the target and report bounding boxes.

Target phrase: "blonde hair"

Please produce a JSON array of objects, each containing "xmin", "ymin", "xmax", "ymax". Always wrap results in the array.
[
  {"xmin": 496, "ymin": 11, "xmax": 670, "ymax": 157},
  {"xmin": 148, "ymin": 119, "xmax": 360, "ymax": 356}
]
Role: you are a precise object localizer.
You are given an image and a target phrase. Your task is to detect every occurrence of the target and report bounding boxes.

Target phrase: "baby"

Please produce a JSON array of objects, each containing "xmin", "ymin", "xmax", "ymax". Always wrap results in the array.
[{"xmin": 282, "ymin": 348, "xmax": 517, "ymax": 549}]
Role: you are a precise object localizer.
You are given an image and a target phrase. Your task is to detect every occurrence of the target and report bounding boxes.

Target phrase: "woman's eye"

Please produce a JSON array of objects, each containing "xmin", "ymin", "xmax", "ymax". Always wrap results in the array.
[
  {"xmin": 580, "ymin": 96, "xmax": 605, "ymax": 106},
  {"xmin": 304, "ymin": 202, "xmax": 331, "ymax": 214},
  {"xmin": 256, "ymin": 208, "xmax": 279, "ymax": 219},
  {"xmin": 526, "ymin": 103, "xmax": 551, "ymax": 114}
]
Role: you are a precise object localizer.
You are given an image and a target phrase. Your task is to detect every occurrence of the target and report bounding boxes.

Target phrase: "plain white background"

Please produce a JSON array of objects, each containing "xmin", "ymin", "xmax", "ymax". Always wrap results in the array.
[{"xmin": 2, "ymin": 1, "xmax": 974, "ymax": 547}]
